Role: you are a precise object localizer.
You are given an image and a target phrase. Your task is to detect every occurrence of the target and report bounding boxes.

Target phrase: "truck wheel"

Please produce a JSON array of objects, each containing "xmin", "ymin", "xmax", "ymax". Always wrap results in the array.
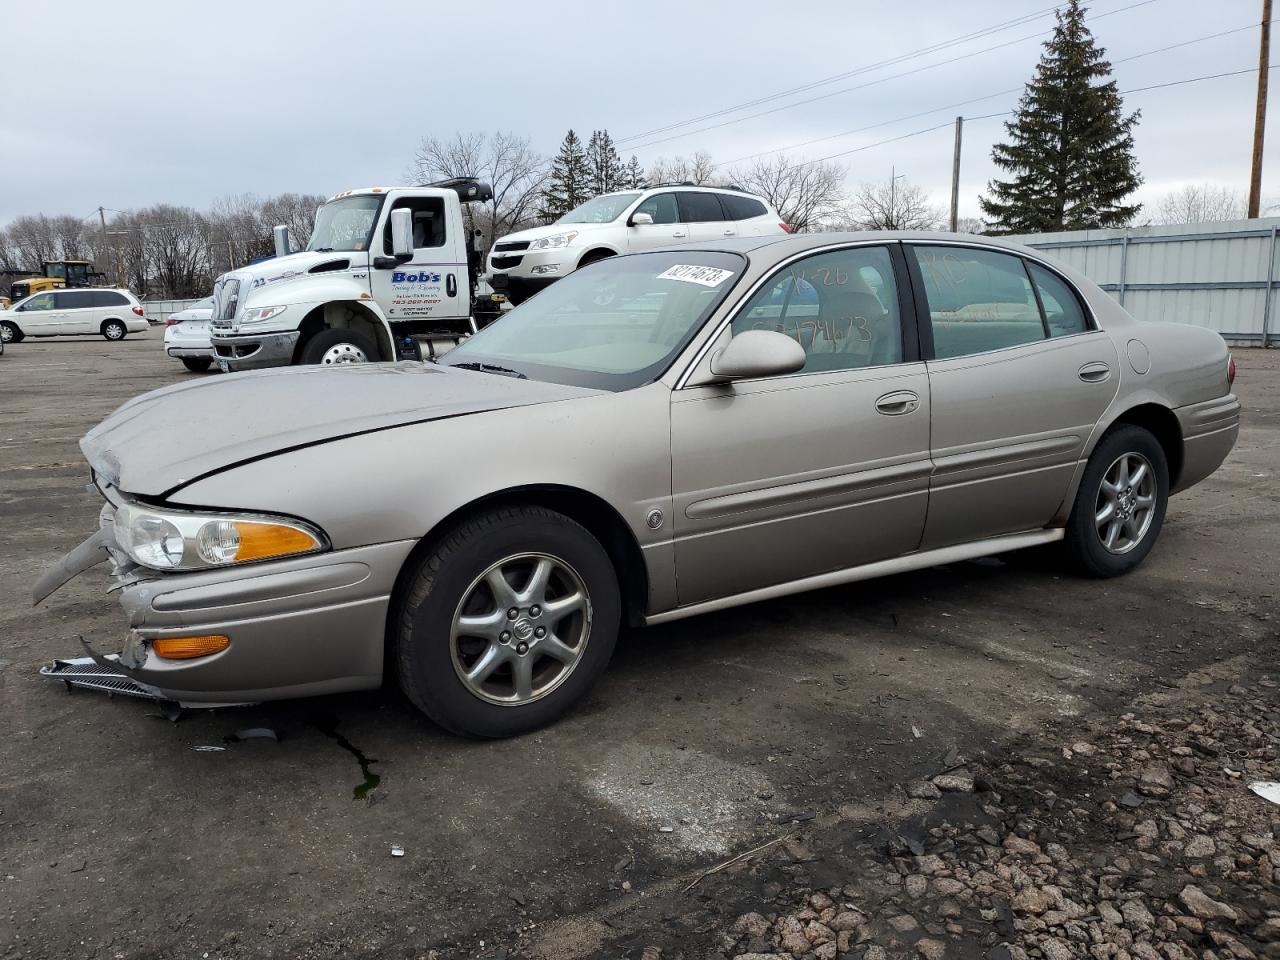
[
  {"xmin": 102, "ymin": 320, "xmax": 127, "ymax": 341},
  {"xmin": 395, "ymin": 505, "xmax": 620, "ymax": 738},
  {"xmin": 301, "ymin": 328, "xmax": 377, "ymax": 365},
  {"xmin": 181, "ymin": 357, "xmax": 213, "ymax": 373},
  {"xmin": 0, "ymin": 321, "xmax": 21, "ymax": 343},
  {"xmin": 1063, "ymin": 424, "xmax": 1169, "ymax": 578}
]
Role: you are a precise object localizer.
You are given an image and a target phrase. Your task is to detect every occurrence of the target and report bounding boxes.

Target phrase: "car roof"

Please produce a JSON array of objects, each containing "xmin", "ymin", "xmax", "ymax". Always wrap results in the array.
[{"xmin": 666, "ymin": 231, "xmax": 1051, "ymax": 259}]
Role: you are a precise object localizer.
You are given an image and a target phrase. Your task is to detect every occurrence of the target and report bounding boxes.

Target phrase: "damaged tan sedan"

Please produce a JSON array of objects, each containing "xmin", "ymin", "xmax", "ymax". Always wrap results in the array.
[{"xmin": 36, "ymin": 234, "xmax": 1240, "ymax": 737}]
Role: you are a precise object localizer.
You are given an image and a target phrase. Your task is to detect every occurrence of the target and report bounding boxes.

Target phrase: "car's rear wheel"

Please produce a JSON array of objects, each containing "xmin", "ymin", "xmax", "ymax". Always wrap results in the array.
[
  {"xmin": 0, "ymin": 321, "xmax": 21, "ymax": 344},
  {"xmin": 102, "ymin": 319, "xmax": 127, "ymax": 341},
  {"xmin": 181, "ymin": 357, "xmax": 213, "ymax": 373},
  {"xmin": 395, "ymin": 505, "xmax": 620, "ymax": 738},
  {"xmin": 1064, "ymin": 424, "xmax": 1169, "ymax": 577},
  {"xmin": 300, "ymin": 327, "xmax": 377, "ymax": 365}
]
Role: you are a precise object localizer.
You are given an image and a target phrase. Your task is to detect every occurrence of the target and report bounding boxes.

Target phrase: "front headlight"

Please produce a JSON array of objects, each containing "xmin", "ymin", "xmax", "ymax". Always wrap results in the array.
[
  {"xmin": 113, "ymin": 502, "xmax": 326, "ymax": 572},
  {"xmin": 528, "ymin": 231, "xmax": 579, "ymax": 251},
  {"xmin": 241, "ymin": 305, "xmax": 286, "ymax": 324}
]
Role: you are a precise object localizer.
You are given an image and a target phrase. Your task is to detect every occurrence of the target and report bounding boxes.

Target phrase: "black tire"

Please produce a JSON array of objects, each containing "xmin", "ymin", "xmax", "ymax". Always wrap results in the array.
[
  {"xmin": 1, "ymin": 321, "xmax": 24, "ymax": 343},
  {"xmin": 300, "ymin": 327, "xmax": 378, "ymax": 365},
  {"xmin": 577, "ymin": 249, "xmax": 615, "ymax": 270},
  {"xmin": 181, "ymin": 357, "xmax": 213, "ymax": 373},
  {"xmin": 1064, "ymin": 424, "xmax": 1169, "ymax": 577},
  {"xmin": 395, "ymin": 505, "xmax": 621, "ymax": 738},
  {"xmin": 102, "ymin": 319, "xmax": 127, "ymax": 341}
]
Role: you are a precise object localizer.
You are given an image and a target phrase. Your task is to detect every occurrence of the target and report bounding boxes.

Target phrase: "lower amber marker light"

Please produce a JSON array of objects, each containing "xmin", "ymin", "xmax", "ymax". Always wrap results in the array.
[{"xmin": 152, "ymin": 635, "xmax": 231, "ymax": 660}]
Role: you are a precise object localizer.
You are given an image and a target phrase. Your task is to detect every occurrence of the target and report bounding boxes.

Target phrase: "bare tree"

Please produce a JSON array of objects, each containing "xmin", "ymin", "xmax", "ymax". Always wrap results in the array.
[
  {"xmin": 260, "ymin": 193, "xmax": 325, "ymax": 249},
  {"xmin": 410, "ymin": 131, "xmax": 548, "ymax": 246},
  {"xmin": 206, "ymin": 193, "xmax": 267, "ymax": 275},
  {"xmin": 1155, "ymin": 184, "xmax": 1245, "ymax": 225},
  {"xmin": 847, "ymin": 176, "xmax": 944, "ymax": 231},
  {"xmin": 732, "ymin": 156, "xmax": 847, "ymax": 232},
  {"xmin": 145, "ymin": 205, "xmax": 210, "ymax": 298},
  {"xmin": 646, "ymin": 151, "xmax": 719, "ymax": 185},
  {"xmin": 955, "ymin": 216, "xmax": 987, "ymax": 235},
  {"xmin": 7, "ymin": 215, "xmax": 59, "ymax": 267}
]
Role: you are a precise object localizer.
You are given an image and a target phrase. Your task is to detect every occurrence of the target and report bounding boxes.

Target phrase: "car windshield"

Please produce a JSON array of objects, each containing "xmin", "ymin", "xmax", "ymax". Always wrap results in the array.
[
  {"xmin": 443, "ymin": 251, "xmax": 745, "ymax": 390},
  {"xmin": 557, "ymin": 193, "xmax": 641, "ymax": 224},
  {"xmin": 306, "ymin": 195, "xmax": 382, "ymax": 252}
]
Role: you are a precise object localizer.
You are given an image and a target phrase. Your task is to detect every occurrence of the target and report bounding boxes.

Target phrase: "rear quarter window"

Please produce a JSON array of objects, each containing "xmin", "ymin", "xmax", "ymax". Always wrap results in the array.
[{"xmin": 721, "ymin": 194, "xmax": 768, "ymax": 220}]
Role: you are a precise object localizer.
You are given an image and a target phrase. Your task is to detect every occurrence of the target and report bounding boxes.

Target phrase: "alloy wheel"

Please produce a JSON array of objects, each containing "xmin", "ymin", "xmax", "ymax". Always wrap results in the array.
[
  {"xmin": 450, "ymin": 553, "xmax": 592, "ymax": 706},
  {"xmin": 1094, "ymin": 452, "xmax": 1157, "ymax": 554}
]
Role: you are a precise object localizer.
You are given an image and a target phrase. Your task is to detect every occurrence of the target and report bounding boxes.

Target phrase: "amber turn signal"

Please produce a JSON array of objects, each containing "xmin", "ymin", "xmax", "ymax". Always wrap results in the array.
[{"xmin": 152, "ymin": 635, "xmax": 231, "ymax": 660}]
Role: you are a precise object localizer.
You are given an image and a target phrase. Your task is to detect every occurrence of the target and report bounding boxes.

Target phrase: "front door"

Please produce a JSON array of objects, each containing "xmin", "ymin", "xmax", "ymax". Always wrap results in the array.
[
  {"xmin": 671, "ymin": 243, "xmax": 931, "ymax": 605},
  {"xmin": 15, "ymin": 292, "xmax": 61, "ymax": 334},
  {"xmin": 906, "ymin": 243, "xmax": 1120, "ymax": 549},
  {"xmin": 371, "ymin": 192, "xmax": 470, "ymax": 323},
  {"xmin": 627, "ymin": 192, "xmax": 688, "ymax": 252}
]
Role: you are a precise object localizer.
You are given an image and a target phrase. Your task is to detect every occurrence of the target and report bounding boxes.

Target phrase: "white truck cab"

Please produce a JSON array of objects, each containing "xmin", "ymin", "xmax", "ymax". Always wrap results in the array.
[{"xmin": 210, "ymin": 179, "xmax": 496, "ymax": 371}]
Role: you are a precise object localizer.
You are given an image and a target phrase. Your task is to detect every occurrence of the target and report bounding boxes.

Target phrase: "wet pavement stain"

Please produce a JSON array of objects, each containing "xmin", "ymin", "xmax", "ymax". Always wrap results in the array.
[{"xmin": 311, "ymin": 715, "xmax": 381, "ymax": 800}]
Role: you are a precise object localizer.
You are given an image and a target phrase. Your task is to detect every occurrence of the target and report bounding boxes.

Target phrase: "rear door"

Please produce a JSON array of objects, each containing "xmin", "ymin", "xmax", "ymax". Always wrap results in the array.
[
  {"xmin": 671, "ymin": 242, "xmax": 930, "ymax": 605},
  {"xmin": 905, "ymin": 242, "xmax": 1119, "ymax": 549},
  {"xmin": 677, "ymin": 191, "xmax": 734, "ymax": 244},
  {"xmin": 628, "ymin": 192, "xmax": 688, "ymax": 251},
  {"xmin": 16, "ymin": 292, "xmax": 62, "ymax": 334},
  {"xmin": 56, "ymin": 290, "xmax": 98, "ymax": 334}
]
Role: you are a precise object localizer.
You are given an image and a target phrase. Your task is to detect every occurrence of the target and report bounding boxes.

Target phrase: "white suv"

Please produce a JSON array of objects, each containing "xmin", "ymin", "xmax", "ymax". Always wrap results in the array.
[
  {"xmin": 0, "ymin": 288, "xmax": 148, "ymax": 343},
  {"xmin": 488, "ymin": 185, "xmax": 789, "ymax": 303}
]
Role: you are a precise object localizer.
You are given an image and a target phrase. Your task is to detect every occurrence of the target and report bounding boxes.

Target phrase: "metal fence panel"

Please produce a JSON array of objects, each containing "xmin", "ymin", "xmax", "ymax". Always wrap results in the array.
[
  {"xmin": 139, "ymin": 298, "xmax": 202, "ymax": 324},
  {"xmin": 1006, "ymin": 218, "xmax": 1280, "ymax": 345}
]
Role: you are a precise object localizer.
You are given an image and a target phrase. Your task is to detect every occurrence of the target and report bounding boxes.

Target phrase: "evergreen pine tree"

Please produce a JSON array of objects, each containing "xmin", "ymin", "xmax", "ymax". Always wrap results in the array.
[
  {"xmin": 623, "ymin": 155, "xmax": 646, "ymax": 190},
  {"xmin": 585, "ymin": 130, "xmax": 625, "ymax": 196},
  {"xmin": 980, "ymin": 0, "xmax": 1141, "ymax": 233},
  {"xmin": 540, "ymin": 129, "xmax": 592, "ymax": 221}
]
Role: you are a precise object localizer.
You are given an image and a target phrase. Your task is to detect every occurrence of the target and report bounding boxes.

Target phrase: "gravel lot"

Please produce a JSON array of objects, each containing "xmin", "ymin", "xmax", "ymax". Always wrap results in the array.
[{"xmin": 0, "ymin": 332, "xmax": 1276, "ymax": 960}]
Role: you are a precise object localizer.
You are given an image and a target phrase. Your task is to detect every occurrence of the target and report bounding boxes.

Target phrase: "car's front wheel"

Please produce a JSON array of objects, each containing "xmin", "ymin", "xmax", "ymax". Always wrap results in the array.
[
  {"xmin": 1064, "ymin": 424, "xmax": 1169, "ymax": 577},
  {"xmin": 395, "ymin": 505, "xmax": 620, "ymax": 737}
]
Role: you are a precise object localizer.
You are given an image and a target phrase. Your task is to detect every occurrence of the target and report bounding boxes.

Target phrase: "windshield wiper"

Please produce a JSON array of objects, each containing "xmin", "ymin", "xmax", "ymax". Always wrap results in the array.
[
  {"xmin": 312, "ymin": 247, "xmax": 335, "ymax": 253},
  {"xmin": 450, "ymin": 361, "xmax": 527, "ymax": 379}
]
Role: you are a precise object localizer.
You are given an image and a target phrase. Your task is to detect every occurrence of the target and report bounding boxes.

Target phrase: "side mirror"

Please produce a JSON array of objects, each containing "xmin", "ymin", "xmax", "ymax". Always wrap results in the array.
[
  {"xmin": 709, "ymin": 330, "xmax": 806, "ymax": 381},
  {"xmin": 630, "ymin": 212, "xmax": 654, "ymax": 226},
  {"xmin": 273, "ymin": 224, "xmax": 290, "ymax": 258},
  {"xmin": 390, "ymin": 208, "xmax": 414, "ymax": 261}
]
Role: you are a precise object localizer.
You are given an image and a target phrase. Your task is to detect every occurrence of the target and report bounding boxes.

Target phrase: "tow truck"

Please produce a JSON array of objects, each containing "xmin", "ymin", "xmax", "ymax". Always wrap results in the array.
[{"xmin": 209, "ymin": 179, "xmax": 506, "ymax": 371}]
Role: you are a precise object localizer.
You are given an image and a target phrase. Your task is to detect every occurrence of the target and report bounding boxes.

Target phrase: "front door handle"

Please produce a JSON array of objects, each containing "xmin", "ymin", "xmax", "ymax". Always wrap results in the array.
[
  {"xmin": 446, "ymin": 273, "xmax": 457, "ymax": 298},
  {"xmin": 672, "ymin": 230, "xmax": 688, "ymax": 238},
  {"xmin": 1078, "ymin": 361, "xmax": 1111, "ymax": 383},
  {"xmin": 723, "ymin": 228, "xmax": 736, "ymax": 236},
  {"xmin": 875, "ymin": 390, "xmax": 920, "ymax": 415}
]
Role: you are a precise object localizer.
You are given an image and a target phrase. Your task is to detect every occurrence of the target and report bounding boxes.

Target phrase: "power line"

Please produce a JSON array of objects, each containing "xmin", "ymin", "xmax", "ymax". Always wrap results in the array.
[
  {"xmin": 622, "ymin": 0, "xmax": 1161, "ymax": 152},
  {"xmin": 722, "ymin": 22, "xmax": 1262, "ymax": 167},
  {"xmin": 616, "ymin": 3, "xmax": 1066, "ymax": 145}
]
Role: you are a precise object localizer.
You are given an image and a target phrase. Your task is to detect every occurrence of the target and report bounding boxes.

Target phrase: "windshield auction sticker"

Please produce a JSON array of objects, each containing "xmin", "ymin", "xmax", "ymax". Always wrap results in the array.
[{"xmin": 657, "ymin": 264, "xmax": 734, "ymax": 287}]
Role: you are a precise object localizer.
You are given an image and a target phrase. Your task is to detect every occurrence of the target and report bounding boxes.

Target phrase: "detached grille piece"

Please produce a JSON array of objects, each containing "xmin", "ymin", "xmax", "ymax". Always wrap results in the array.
[{"xmin": 40, "ymin": 655, "xmax": 165, "ymax": 701}]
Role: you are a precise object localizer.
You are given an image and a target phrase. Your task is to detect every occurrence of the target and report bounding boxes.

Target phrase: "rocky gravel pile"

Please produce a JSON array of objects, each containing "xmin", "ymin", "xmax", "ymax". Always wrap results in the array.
[{"xmin": 715, "ymin": 671, "xmax": 1280, "ymax": 960}]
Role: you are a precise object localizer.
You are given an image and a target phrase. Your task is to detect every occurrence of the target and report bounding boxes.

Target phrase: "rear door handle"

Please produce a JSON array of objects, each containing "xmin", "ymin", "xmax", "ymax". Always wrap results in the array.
[
  {"xmin": 875, "ymin": 390, "xmax": 920, "ymax": 415},
  {"xmin": 723, "ymin": 228, "xmax": 736, "ymax": 236},
  {"xmin": 446, "ymin": 273, "xmax": 458, "ymax": 298},
  {"xmin": 672, "ymin": 230, "xmax": 688, "ymax": 238},
  {"xmin": 1078, "ymin": 361, "xmax": 1111, "ymax": 382}
]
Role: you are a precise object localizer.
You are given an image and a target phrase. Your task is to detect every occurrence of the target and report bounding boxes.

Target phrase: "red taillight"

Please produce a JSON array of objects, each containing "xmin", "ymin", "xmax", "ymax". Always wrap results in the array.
[
  {"xmin": 1228, "ymin": 354, "xmax": 1237, "ymax": 387},
  {"xmin": 132, "ymin": 306, "xmax": 144, "ymax": 317},
  {"xmin": 165, "ymin": 316, "xmax": 179, "ymax": 326},
  {"xmin": 779, "ymin": 222, "xmax": 793, "ymax": 234}
]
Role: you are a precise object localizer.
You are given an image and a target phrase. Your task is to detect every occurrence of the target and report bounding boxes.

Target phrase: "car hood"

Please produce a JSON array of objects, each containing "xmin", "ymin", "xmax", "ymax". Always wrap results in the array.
[
  {"xmin": 500, "ymin": 221, "xmax": 617, "ymax": 244},
  {"xmin": 82, "ymin": 363, "xmax": 602, "ymax": 497}
]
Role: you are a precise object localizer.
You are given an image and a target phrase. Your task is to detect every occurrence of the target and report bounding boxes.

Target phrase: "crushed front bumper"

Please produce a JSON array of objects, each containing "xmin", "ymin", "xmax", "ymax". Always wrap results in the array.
[
  {"xmin": 211, "ymin": 331, "xmax": 299, "ymax": 371},
  {"xmin": 36, "ymin": 499, "xmax": 417, "ymax": 706}
]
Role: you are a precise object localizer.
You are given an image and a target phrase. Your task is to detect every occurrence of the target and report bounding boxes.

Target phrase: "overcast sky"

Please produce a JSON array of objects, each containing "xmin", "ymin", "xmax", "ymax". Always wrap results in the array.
[{"xmin": 0, "ymin": 0, "xmax": 1273, "ymax": 227}]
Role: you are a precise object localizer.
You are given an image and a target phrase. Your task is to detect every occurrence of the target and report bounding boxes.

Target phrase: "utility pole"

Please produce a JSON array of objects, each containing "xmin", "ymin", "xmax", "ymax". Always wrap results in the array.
[
  {"xmin": 949, "ymin": 116, "xmax": 964, "ymax": 232},
  {"xmin": 889, "ymin": 166, "xmax": 906, "ymax": 228},
  {"xmin": 98, "ymin": 207, "xmax": 113, "ymax": 284},
  {"xmin": 1249, "ymin": 0, "xmax": 1272, "ymax": 218}
]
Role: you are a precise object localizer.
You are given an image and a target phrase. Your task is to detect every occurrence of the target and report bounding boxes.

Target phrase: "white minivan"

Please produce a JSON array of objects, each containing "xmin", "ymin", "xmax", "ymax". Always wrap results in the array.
[
  {"xmin": 0, "ymin": 288, "xmax": 148, "ymax": 343},
  {"xmin": 488, "ymin": 185, "xmax": 790, "ymax": 304}
]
